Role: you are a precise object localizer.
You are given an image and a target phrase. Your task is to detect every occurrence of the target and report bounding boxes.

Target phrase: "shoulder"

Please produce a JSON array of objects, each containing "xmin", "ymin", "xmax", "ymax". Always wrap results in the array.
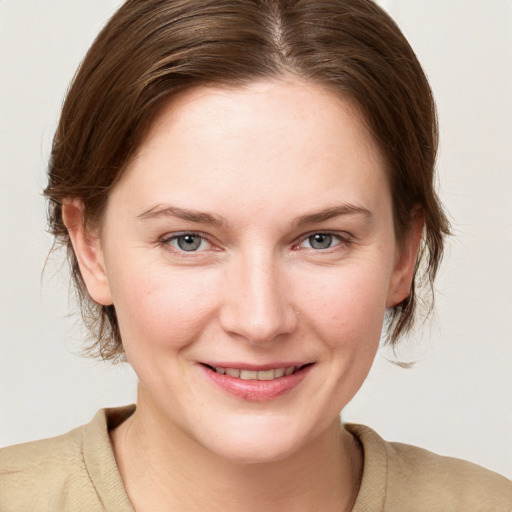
[
  {"xmin": 386, "ymin": 440, "xmax": 512, "ymax": 510},
  {"xmin": 347, "ymin": 423, "xmax": 512, "ymax": 512},
  {"xmin": 1, "ymin": 422, "xmax": 83, "ymax": 469},
  {"xmin": 0, "ymin": 407, "xmax": 134, "ymax": 512},
  {"xmin": 0, "ymin": 423, "xmax": 95, "ymax": 511}
]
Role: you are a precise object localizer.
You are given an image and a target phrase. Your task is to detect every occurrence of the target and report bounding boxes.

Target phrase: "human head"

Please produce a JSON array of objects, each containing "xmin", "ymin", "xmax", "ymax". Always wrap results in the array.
[{"xmin": 45, "ymin": 0, "xmax": 450, "ymax": 360}]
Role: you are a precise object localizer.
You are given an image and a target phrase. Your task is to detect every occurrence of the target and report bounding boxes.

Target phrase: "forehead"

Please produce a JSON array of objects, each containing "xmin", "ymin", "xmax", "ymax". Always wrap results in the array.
[
  {"xmin": 142, "ymin": 78, "xmax": 378, "ymax": 163},
  {"xmin": 112, "ymin": 78, "xmax": 389, "ymax": 221}
]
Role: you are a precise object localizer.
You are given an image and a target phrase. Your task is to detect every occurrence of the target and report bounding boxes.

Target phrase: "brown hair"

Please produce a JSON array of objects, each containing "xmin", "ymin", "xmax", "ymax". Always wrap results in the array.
[{"xmin": 45, "ymin": 0, "xmax": 450, "ymax": 361}]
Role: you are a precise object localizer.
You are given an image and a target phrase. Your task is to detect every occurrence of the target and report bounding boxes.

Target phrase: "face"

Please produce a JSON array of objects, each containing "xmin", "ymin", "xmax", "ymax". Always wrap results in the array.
[{"xmin": 70, "ymin": 79, "xmax": 419, "ymax": 463}]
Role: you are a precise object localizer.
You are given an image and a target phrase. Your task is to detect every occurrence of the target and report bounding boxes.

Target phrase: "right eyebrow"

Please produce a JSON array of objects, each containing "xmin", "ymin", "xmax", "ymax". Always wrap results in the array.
[{"xmin": 136, "ymin": 204, "xmax": 226, "ymax": 226}]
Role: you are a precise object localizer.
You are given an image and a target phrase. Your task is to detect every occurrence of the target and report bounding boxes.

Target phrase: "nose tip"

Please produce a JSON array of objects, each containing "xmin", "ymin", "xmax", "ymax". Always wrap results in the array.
[{"xmin": 219, "ymin": 259, "xmax": 297, "ymax": 345}]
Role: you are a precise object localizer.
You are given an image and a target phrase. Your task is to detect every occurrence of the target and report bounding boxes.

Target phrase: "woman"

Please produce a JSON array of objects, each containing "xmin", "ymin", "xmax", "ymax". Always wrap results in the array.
[{"xmin": 1, "ymin": 0, "xmax": 511, "ymax": 510}]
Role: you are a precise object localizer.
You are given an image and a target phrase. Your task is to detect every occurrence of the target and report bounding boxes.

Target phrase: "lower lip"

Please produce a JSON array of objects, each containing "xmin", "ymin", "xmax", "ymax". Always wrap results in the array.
[{"xmin": 200, "ymin": 365, "xmax": 313, "ymax": 402}]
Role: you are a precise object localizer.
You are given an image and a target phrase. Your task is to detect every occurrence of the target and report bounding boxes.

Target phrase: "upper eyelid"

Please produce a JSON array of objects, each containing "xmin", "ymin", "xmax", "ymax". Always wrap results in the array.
[
  {"xmin": 294, "ymin": 230, "xmax": 353, "ymax": 243},
  {"xmin": 303, "ymin": 229, "xmax": 351, "ymax": 237},
  {"xmin": 160, "ymin": 230, "xmax": 208, "ymax": 241}
]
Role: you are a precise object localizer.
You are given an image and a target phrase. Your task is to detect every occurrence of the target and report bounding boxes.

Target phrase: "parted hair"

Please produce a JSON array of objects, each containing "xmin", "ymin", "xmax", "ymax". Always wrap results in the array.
[{"xmin": 45, "ymin": 0, "xmax": 450, "ymax": 361}]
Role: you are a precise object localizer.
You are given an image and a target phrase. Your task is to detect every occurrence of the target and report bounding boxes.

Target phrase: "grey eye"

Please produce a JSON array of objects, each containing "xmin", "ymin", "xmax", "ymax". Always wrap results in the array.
[
  {"xmin": 308, "ymin": 233, "xmax": 334, "ymax": 249},
  {"xmin": 176, "ymin": 234, "xmax": 203, "ymax": 251}
]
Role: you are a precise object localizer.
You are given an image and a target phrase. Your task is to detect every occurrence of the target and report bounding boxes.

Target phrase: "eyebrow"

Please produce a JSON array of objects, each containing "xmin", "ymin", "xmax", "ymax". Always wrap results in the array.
[
  {"xmin": 293, "ymin": 204, "xmax": 372, "ymax": 226},
  {"xmin": 136, "ymin": 203, "xmax": 371, "ymax": 226},
  {"xmin": 136, "ymin": 204, "xmax": 226, "ymax": 226}
]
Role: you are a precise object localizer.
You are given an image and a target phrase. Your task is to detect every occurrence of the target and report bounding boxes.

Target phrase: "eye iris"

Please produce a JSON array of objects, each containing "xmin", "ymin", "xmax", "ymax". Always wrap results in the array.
[
  {"xmin": 309, "ymin": 233, "xmax": 332, "ymax": 249},
  {"xmin": 177, "ymin": 235, "xmax": 201, "ymax": 251}
]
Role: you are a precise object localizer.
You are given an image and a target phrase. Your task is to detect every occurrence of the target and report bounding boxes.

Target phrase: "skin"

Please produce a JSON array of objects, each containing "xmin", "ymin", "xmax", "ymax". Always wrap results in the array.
[{"xmin": 64, "ymin": 78, "xmax": 423, "ymax": 511}]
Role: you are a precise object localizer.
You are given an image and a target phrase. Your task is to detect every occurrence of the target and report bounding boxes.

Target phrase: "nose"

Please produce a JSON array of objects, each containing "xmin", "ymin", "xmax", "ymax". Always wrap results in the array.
[{"xmin": 219, "ymin": 250, "xmax": 298, "ymax": 345}]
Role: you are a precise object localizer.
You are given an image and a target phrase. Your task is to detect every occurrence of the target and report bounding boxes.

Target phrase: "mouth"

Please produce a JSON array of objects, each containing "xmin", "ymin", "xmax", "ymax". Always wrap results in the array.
[
  {"xmin": 201, "ymin": 363, "xmax": 314, "ymax": 381},
  {"xmin": 199, "ymin": 362, "xmax": 315, "ymax": 401}
]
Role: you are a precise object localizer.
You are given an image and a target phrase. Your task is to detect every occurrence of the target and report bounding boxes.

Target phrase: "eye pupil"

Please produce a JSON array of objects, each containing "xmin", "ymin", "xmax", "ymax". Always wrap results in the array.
[
  {"xmin": 309, "ymin": 233, "xmax": 333, "ymax": 249},
  {"xmin": 177, "ymin": 235, "xmax": 202, "ymax": 251}
]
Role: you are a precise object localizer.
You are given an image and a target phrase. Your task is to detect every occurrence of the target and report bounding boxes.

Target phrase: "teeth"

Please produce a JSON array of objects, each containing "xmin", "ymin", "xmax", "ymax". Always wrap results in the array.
[
  {"xmin": 240, "ymin": 370, "xmax": 258, "ymax": 380},
  {"xmin": 225, "ymin": 368, "xmax": 240, "ymax": 378},
  {"xmin": 257, "ymin": 370, "xmax": 275, "ymax": 381},
  {"xmin": 214, "ymin": 366, "xmax": 299, "ymax": 380},
  {"xmin": 274, "ymin": 368, "xmax": 285, "ymax": 378}
]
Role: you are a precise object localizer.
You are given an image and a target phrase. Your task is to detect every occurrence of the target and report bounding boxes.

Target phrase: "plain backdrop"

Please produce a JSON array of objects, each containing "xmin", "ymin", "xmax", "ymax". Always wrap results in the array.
[{"xmin": 1, "ymin": 0, "xmax": 511, "ymax": 479}]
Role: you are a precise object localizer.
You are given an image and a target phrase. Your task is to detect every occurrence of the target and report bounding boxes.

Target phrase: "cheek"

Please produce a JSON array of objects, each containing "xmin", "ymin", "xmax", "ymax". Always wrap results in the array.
[
  {"xmin": 297, "ymin": 261, "xmax": 391, "ymax": 349},
  {"xmin": 108, "ymin": 261, "xmax": 220, "ymax": 355}
]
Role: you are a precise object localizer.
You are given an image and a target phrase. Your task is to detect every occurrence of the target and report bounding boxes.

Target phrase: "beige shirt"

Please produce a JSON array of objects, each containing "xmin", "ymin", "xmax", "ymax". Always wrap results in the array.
[{"xmin": 1, "ymin": 406, "xmax": 511, "ymax": 511}]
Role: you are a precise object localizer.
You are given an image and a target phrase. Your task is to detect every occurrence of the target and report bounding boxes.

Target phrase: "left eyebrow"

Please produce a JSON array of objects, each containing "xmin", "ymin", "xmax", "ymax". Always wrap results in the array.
[{"xmin": 293, "ymin": 204, "xmax": 372, "ymax": 226}]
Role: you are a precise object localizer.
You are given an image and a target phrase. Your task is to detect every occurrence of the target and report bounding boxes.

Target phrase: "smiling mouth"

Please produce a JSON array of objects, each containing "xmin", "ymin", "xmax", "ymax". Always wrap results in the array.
[{"xmin": 201, "ymin": 363, "xmax": 314, "ymax": 381}]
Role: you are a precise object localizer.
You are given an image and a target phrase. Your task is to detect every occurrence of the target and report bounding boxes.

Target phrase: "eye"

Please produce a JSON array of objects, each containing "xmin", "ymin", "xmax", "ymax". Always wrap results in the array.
[
  {"xmin": 297, "ymin": 232, "xmax": 347, "ymax": 250},
  {"xmin": 161, "ymin": 233, "xmax": 212, "ymax": 253}
]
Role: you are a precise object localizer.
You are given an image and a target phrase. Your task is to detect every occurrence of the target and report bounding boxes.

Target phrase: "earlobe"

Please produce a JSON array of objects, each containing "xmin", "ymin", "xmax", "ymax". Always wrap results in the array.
[
  {"xmin": 386, "ymin": 209, "xmax": 425, "ymax": 309},
  {"xmin": 62, "ymin": 199, "xmax": 113, "ymax": 306}
]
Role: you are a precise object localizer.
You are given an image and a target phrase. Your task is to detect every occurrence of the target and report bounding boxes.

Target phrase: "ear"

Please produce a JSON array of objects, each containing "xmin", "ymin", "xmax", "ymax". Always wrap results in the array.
[
  {"xmin": 62, "ymin": 199, "xmax": 113, "ymax": 306},
  {"xmin": 386, "ymin": 208, "xmax": 425, "ymax": 308}
]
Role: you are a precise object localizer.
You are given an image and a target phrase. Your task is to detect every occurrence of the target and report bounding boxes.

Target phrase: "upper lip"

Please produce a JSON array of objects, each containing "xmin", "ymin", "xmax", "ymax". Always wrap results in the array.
[{"xmin": 199, "ymin": 361, "xmax": 314, "ymax": 371}]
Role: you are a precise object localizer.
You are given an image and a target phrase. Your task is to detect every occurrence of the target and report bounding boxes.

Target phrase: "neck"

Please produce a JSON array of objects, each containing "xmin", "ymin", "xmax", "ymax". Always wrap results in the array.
[{"xmin": 111, "ymin": 390, "xmax": 362, "ymax": 512}]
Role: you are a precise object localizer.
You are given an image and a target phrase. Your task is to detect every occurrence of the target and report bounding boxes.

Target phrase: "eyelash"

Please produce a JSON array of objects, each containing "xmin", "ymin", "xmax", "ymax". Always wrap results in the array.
[
  {"xmin": 294, "ymin": 231, "xmax": 353, "ymax": 252},
  {"xmin": 159, "ymin": 231, "xmax": 214, "ymax": 254},
  {"xmin": 158, "ymin": 231, "xmax": 353, "ymax": 255}
]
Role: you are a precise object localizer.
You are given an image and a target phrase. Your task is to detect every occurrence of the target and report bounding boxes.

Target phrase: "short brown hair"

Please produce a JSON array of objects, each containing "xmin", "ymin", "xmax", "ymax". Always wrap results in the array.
[{"xmin": 45, "ymin": 0, "xmax": 450, "ymax": 361}]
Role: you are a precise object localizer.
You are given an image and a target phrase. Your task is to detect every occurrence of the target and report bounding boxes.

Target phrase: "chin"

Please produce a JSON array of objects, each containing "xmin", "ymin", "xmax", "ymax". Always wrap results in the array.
[
  {"xmin": 209, "ymin": 437, "xmax": 303, "ymax": 465},
  {"xmin": 193, "ymin": 414, "xmax": 318, "ymax": 465}
]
